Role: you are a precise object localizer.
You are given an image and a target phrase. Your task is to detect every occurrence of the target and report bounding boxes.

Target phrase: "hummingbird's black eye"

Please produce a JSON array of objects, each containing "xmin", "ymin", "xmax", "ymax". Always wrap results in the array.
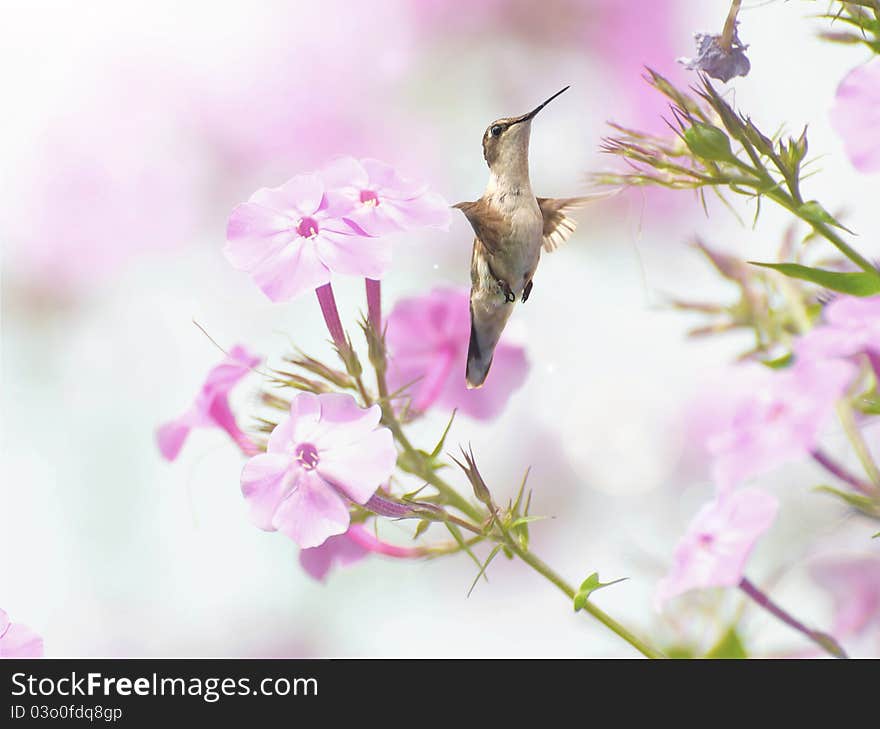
[{"xmin": 490, "ymin": 125, "xmax": 503, "ymax": 137}]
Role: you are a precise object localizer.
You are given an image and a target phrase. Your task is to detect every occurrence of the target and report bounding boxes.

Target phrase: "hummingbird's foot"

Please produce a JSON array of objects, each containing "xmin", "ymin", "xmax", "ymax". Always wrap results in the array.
[
  {"xmin": 522, "ymin": 280, "xmax": 533, "ymax": 303},
  {"xmin": 497, "ymin": 279, "xmax": 515, "ymax": 303}
]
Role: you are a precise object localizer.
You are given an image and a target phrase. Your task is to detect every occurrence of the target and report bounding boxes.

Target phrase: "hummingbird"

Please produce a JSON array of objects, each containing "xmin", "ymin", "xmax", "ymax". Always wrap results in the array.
[{"xmin": 454, "ymin": 86, "xmax": 589, "ymax": 389}]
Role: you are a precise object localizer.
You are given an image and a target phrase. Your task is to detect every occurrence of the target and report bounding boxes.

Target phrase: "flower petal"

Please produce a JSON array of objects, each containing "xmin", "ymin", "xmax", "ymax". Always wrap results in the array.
[
  {"xmin": 384, "ymin": 191, "xmax": 452, "ymax": 231},
  {"xmin": 310, "ymin": 394, "xmax": 382, "ymax": 448},
  {"xmin": 252, "ymin": 174, "xmax": 325, "ymax": 217},
  {"xmin": 273, "ymin": 472, "xmax": 351, "ymax": 548},
  {"xmin": 251, "ymin": 239, "xmax": 331, "ymax": 302},
  {"xmin": 314, "ymin": 230, "xmax": 392, "ymax": 279},
  {"xmin": 156, "ymin": 416, "xmax": 193, "ymax": 462},
  {"xmin": 225, "ymin": 203, "xmax": 295, "ymax": 271},
  {"xmin": 241, "ymin": 453, "xmax": 294, "ymax": 531},
  {"xmin": 655, "ymin": 488, "xmax": 778, "ymax": 609},
  {"xmin": 831, "ymin": 61, "xmax": 880, "ymax": 173},
  {"xmin": 318, "ymin": 427, "xmax": 396, "ymax": 504},
  {"xmin": 0, "ymin": 622, "xmax": 44, "ymax": 658},
  {"xmin": 361, "ymin": 158, "xmax": 428, "ymax": 198},
  {"xmin": 437, "ymin": 340, "xmax": 528, "ymax": 419},
  {"xmin": 298, "ymin": 530, "xmax": 369, "ymax": 581},
  {"xmin": 319, "ymin": 156, "xmax": 369, "ymax": 191}
]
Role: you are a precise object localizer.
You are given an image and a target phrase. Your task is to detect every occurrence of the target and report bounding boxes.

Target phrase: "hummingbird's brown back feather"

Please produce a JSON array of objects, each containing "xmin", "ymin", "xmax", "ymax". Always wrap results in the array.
[
  {"xmin": 537, "ymin": 196, "xmax": 592, "ymax": 252},
  {"xmin": 454, "ymin": 199, "xmax": 510, "ymax": 257}
]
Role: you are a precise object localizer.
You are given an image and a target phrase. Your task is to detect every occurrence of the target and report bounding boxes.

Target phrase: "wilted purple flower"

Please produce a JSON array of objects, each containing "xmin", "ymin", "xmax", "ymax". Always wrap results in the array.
[
  {"xmin": 240, "ymin": 392, "xmax": 396, "ymax": 549},
  {"xmin": 678, "ymin": 24, "xmax": 750, "ymax": 83},
  {"xmin": 811, "ymin": 556, "xmax": 880, "ymax": 640},
  {"xmin": 0, "ymin": 609, "xmax": 43, "ymax": 658},
  {"xmin": 695, "ymin": 360, "xmax": 856, "ymax": 492},
  {"xmin": 655, "ymin": 488, "xmax": 778, "ymax": 609},
  {"xmin": 299, "ymin": 523, "xmax": 423, "ymax": 581},
  {"xmin": 157, "ymin": 345, "xmax": 261, "ymax": 460},
  {"xmin": 831, "ymin": 60, "xmax": 880, "ymax": 173}
]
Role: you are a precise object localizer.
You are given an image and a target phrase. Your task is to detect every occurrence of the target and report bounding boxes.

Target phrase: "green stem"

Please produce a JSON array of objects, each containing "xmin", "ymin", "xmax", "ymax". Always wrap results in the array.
[
  {"xmin": 384, "ymin": 410, "xmax": 484, "ymax": 522},
  {"xmin": 725, "ymin": 156, "xmax": 876, "ymax": 274},
  {"xmin": 382, "ymin": 404, "xmax": 662, "ymax": 656},
  {"xmin": 363, "ymin": 286, "xmax": 662, "ymax": 658},
  {"xmin": 508, "ymin": 543, "xmax": 664, "ymax": 659},
  {"xmin": 837, "ymin": 401, "xmax": 880, "ymax": 488}
]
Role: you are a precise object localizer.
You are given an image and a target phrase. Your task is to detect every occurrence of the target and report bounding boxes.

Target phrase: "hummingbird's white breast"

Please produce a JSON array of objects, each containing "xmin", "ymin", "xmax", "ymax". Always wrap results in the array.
[{"xmin": 484, "ymin": 172, "xmax": 543, "ymax": 295}]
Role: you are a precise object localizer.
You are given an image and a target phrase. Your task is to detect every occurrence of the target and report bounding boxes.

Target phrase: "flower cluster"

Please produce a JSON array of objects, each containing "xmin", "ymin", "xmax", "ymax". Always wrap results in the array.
[
  {"xmin": 225, "ymin": 156, "xmax": 451, "ymax": 303},
  {"xmin": 159, "ymin": 153, "xmax": 538, "ymax": 586}
]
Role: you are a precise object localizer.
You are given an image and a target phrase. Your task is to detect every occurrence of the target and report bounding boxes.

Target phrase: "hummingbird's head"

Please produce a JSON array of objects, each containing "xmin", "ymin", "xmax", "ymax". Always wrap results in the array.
[{"xmin": 481, "ymin": 86, "xmax": 569, "ymax": 171}]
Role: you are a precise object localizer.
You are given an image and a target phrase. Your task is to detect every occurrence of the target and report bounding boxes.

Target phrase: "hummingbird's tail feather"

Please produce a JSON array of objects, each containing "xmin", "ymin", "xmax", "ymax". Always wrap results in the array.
[{"xmin": 466, "ymin": 298, "xmax": 512, "ymax": 389}]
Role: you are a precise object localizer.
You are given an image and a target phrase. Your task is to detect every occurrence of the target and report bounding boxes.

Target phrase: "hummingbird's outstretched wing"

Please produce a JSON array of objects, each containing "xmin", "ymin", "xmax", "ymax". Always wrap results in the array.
[
  {"xmin": 453, "ymin": 199, "xmax": 508, "ymax": 256},
  {"xmin": 536, "ymin": 197, "xmax": 593, "ymax": 252}
]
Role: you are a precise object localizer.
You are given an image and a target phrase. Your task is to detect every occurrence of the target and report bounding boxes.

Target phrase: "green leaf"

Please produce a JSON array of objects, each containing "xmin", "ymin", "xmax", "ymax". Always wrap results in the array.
[
  {"xmin": 797, "ymin": 201, "xmax": 854, "ymax": 233},
  {"xmin": 430, "ymin": 409, "xmax": 457, "ymax": 459},
  {"xmin": 509, "ymin": 515, "xmax": 548, "ymax": 529},
  {"xmin": 684, "ymin": 123, "xmax": 734, "ymax": 162},
  {"xmin": 761, "ymin": 353, "xmax": 793, "ymax": 370},
  {"xmin": 749, "ymin": 262, "xmax": 880, "ymax": 296},
  {"xmin": 444, "ymin": 523, "xmax": 485, "ymax": 576},
  {"xmin": 467, "ymin": 544, "xmax": 502, "ymax": 598},
  {"xmin": 814, "ymin": 485, "xmax": 880, "ymax": 516},
  {"xmin": 704, "ymin": 628, "xmax": 748, "ymax": 659},
  {"xmin": 573, "ymin": 573, "xmax": 628, "ymax": 612},
  {"xmin": 412, "ymin": 519, "xmax": 431, "ymax": 540}
]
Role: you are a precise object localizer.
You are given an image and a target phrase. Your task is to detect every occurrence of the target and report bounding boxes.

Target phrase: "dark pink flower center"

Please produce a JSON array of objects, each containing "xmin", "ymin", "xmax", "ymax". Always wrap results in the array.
[
  {"xmin": 697, "ymin": 532, "xmax": 715, "ymax": 548},
  {"xmin": 294, "ymin": 442, "xmax": 320, "ymax": 471},
  {"xmin": 359, "ymin": 189, "xmax": 380, "ymax": 207},
  {"xmin": 296, "ymin": 217, "xmax": 320, "ymax": 238}
]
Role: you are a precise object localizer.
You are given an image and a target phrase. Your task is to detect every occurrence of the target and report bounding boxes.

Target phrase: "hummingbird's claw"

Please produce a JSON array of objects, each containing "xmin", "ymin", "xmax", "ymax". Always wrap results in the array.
[
  {"xmin": 522, "ymin": 280, "xmax": 533, "ymax": 303},
  {"xmin": 497, "ymin": 279, "xmax": 515, "ymax": 303}
]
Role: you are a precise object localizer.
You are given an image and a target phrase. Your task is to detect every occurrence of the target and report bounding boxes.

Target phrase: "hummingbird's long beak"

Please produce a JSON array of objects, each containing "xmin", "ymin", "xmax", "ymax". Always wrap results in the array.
[{"xmin": 513, "ymin": 86, "xmax": 570, "ymax": 125}]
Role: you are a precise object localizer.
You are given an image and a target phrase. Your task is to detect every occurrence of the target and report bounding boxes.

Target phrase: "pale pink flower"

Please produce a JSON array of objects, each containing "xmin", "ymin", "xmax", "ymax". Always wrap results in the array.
[
  {"xmin": 831, "ymin": 60, "xmax": 880, "ymax": 173},
  {"xmin": 0, "ymin": 610, "xmax": 44, "ymax": 658},
  {"xmin": 241, "ymin": 393, "xmax": 396, "ymax": 548},
  {"xmin": 157, "ymin": 345, "xmax": 260, "ymax": 461},
  {"xmin": 385, "ymin": 288, "xmax": 528, "ymax": 420},
  {"xmin": 319, "ymin": 156, "xmax": 450, "ymax": 236},
  {"xmin": 795, "ymin": 295, "xmax": 880, "ymax": 364},
  {"xmin": 811, "ymin": 556, "xmax": 880, "ymax": 639},
  {"xmin": 697, "ymin": 360, "xmax": 856, "ymax": 492},
  {"xmin": 655, "ymin": 488, "xmax": 779, "ymax": 609},
  {"xmin": 225, "ymin": 174, "xmax": 391, "ymax": 302},
  {"xmin": 299, "ymin": 523, "xmax": 422, "ymax": 581}
]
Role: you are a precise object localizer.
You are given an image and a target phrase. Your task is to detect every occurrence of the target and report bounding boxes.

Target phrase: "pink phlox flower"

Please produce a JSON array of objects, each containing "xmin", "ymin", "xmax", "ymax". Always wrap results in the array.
[
  {"xmin": 0, "ymin": 610, "xmax": 44, "ymax": 658},
  {"xmin": 299, "ymin": 523, "xmax": 423, "ymax": 581},
  {"xmin": 831, "ymin": 60, "xmax": 880, "ymax": 173},
  {"xmin": 226, "ymin": 173, "xmax": 391, "ymax": 302},
  {"xmin": 810, "ymin": 556, "xmax": 880, "ymax": 640},
  {"xmin": 319, "ymin": 156, "xmax": 451, "ymax": 236},
  {"xmin": 384, "ymin": 287, "xmax": 528, "ymax": 420},
  {"xmin": 157, "ymin": 345, "xmax": 261, "ymax": 461},
  {"xmin": 697, "ymin": 360, "xmax": 856, "ymax": 492},
  {"xmin": 655, "ymin": 488, "xmax": 779, "ymax": 609},
  {"xmin": 795, "ymin": 295, "xmax": 880, "ymax": 364},
  {"xmin": 241, "ymin": 392, "xmax": 396, "ymax": 549}
]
